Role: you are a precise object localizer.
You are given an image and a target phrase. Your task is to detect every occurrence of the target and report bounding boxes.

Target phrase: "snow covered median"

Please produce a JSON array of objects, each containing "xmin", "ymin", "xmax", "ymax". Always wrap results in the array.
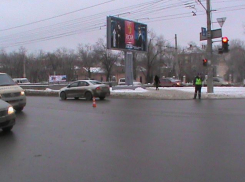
[{"xmin": 24, "ymin": 87, "xmax": 245, "ymax": 99}]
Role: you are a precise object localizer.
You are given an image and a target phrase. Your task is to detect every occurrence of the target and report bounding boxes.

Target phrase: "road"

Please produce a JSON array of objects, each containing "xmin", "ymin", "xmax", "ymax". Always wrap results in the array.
[{"xmin": 1, "ymin": 96, "xmax": 245, "ymax": 182}]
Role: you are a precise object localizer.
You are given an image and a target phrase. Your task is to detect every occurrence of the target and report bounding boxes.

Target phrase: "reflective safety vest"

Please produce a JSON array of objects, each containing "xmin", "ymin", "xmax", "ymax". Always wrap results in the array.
[{"xmin": 195, "ymin": 78, "xmax": 202, "ymax": 85}]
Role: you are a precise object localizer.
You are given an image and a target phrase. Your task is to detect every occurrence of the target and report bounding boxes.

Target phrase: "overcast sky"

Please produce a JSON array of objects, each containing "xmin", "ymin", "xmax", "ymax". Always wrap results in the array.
[{"xmin": 0, "ymin": 0, "xmax": 244, "ymax": 53}]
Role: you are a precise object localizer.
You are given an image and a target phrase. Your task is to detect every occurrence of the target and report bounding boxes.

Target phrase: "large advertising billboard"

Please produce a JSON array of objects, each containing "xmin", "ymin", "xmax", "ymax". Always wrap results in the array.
[
  {"xmin": 107, "ymin": 16, "xmax": 147, "ymax": 52},
  {"xmin": 49, "ymin": 75, "xmax": 67, "ymax": 83}
]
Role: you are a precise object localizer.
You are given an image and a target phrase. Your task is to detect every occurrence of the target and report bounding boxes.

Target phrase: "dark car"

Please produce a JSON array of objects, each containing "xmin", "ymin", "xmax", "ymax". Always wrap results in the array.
[
  {"xmin": 59, "ymin": 80, "xmax": 110, "ymax": 100},
  {"xmin": 159, "ymin": 78, "xmax": 183, "ymax": 87},
  {"xmin": 0, "ymin": 99, "xmax": 16, "ymax": 132}
]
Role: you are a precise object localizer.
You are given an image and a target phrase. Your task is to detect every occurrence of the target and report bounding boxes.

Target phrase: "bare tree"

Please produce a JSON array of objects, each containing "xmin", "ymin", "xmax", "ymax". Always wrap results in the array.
[
  {"xmin": 93, "ymin": 39, "xmax": 118, "ymax": 81},
  {"xmin": 142, "ymin": 33, "xmax": 167, "ymax": 83},
  {"xmin": 77, "ymin": 44, "xmax": 97, "ymax": 79},
  {"xmin": 55, "ymin": 48, "xmax": 77, "ymax": 81},
  {"xmin": 226, "ymin": 40, "xmax": 245, "ymax": 82}
]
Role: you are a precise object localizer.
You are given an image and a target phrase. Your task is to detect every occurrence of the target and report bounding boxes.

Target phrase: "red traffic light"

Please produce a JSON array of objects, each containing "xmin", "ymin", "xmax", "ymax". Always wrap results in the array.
[
  {"xmin": 222, "ymin": 37, "xmax": 229, "ymax": 43},
  {"xmin": 203, "ymin": 59, "xmax": 208, "ymax": 66}
]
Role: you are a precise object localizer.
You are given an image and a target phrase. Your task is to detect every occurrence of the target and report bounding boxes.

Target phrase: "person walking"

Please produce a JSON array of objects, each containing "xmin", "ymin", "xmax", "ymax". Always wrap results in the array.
[
  {"xmin": 154, "ymin": 75, "xmax": 160, "ymax": 90},
  {"xmin": 193, "ymin": 73, "xmax": 203, "ymax": 99}
]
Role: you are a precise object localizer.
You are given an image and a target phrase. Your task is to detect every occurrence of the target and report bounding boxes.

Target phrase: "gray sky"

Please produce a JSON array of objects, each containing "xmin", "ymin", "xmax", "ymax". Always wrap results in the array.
[{"xmin": 0, "ymin": 0, "xmax": 244, "ymax": 53}]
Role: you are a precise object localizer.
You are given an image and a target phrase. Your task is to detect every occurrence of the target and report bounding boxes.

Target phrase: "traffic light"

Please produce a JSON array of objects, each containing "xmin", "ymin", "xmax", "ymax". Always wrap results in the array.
[
  {"xmin": 222, "ymin": 37, "xmax": 229, "ymax": 52},
  {"xmin": 203, "ymin": 59, "xmax": 208, "ymax": 66}
]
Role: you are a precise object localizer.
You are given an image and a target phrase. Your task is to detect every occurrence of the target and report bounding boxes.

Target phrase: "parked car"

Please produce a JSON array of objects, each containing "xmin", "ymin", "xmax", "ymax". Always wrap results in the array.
[
  {"xmin": 213, "ymin": 77, "xmax": 230, "ymax": 86},
  {"xmin": 118, "ymin": 78, "xmax": 125, "ymax": 85},
  {"xmin": 204, "ymin": 77, "xmax": 230, "ymax": 86},
  {"xmin": 0, "ymin": 99, "xmax": 16, "ymax": 132},
  {"xmin": 159, "ymin": 78, "xmax": 183, "ymax": 87},
  {"xmin": 59, "ymin": 80, "xmax": 110, "ymax": 100},
  {"xmin": 13, "ymin": 78, "xmax": 30, "ymax": 84},
  {"xmin": 118, "ymin": 78, "xmax": 142, "ymax": 86},
  {"xmin": 0, "ymin": 73, "xmax": 26, "ymax": 111}
]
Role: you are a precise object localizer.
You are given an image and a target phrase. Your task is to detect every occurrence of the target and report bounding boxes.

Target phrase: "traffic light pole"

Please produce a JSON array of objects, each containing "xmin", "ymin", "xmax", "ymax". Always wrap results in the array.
[{"xmin": 206, "ymin": 0, "xmax": 213, "ymax": 93}]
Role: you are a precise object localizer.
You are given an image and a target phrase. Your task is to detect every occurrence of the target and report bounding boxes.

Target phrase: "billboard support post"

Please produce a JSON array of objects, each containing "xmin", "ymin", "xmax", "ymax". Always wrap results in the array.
[{"xmin": 125, "ymin": 51, "xmax": 134, "ymax": 85}]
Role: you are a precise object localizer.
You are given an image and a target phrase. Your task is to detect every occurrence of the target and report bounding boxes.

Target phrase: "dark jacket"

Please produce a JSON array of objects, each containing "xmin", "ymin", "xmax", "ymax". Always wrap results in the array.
[{"xmin": 154, "ymin": 75, "xmax": 160, "ymax": 84}]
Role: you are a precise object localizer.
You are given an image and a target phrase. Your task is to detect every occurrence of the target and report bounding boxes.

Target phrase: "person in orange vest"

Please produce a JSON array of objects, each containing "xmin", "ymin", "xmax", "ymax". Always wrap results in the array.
[{"xmin": 193, "ymin": 73, "xmax": 203, "ymax": 99}]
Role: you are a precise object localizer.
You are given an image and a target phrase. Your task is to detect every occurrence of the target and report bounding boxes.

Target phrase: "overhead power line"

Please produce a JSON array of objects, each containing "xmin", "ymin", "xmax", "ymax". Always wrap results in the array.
[
  {"xmin": 0, "ymin": 0, "xmax": 115, "ymax": 32},
  {"xmin": 0, "ymin": 0, "xmax": 244, "ymax": 48}
]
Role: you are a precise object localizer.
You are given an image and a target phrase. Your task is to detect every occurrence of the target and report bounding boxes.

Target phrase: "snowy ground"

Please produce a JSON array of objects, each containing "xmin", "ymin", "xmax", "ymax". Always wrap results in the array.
[
  {"xmin": 109, "ymin": 86, "xmax": 245, "ymax": 99},
  {"xmin": 112, "ymin": 86, "xmax": 245, "ymax": 96},
  {"xmin": 26, "ymin": 86, "xmax": 245, "ymax": 99}
]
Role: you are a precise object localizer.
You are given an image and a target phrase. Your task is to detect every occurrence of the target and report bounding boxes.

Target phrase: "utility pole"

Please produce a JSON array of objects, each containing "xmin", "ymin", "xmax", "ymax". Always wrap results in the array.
[
  {"xmin": 206, "ymin": 0, "xmax": 213, "ymax": 93},
  {"xmin": 23, "ymin": 57, "xmax": 26, "ymax": 78},
  {"xmin": 175, "ymin": 34, "xmax": 179, "ymax": 79}
]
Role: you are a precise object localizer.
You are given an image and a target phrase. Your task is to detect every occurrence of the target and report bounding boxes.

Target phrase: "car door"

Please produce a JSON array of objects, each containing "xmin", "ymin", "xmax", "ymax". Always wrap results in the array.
[
  {"xmin": 77, "ymin": 81, "xmax": 89, "ymax": 97},
  {"xmin": 159, "ymin": 79, "xmax": 166, "ymax": 87},
  {"xmin": 66, "ymin": 81, "xmax": 79, "ymax": 97},
  {"xmin": 166, "ymin": 79, "xmax": 172, "ymax": 87},
  {"xmin": 213, "ymin": 78, "xmax": 220, "ymax": 86}
]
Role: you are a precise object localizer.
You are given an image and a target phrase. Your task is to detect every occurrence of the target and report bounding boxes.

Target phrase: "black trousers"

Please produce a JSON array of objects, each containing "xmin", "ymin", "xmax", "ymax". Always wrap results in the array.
[{"xmin": 194, "ymin": 85, "xmax": 202, "ymax": 98}]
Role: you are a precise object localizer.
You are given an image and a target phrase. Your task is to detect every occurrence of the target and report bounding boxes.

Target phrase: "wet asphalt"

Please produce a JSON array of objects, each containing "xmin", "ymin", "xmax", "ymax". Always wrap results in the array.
[{"xmin": 1, "ymin": 96, "xmax": 245, "ymax": 182}]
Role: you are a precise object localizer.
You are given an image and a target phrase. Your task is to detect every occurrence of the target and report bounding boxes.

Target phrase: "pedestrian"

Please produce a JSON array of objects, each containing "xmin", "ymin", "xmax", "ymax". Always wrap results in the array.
[
  {"xmin": 193, "ymin": 73, "xmax": 203, "ymax": 99},
  {"xmin": 154, "ymin": 75, "xmax": 160, "ymax": 90}
]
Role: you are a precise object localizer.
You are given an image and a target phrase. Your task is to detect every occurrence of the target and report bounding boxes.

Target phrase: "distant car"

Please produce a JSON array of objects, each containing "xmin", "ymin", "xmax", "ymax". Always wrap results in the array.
[
  {"xmin": 213, "ymin": 77, "xmax": 230, "ymax": 86},
  {"xmin": 118, "ymin": 78, "xmax": 142, "ymax": 86},
  {"xmin": 59, "ymin": 80, "xmax": 110, "ymax": 100},
  {"xmin": 13, "ymin": 78, "xmax": 30, "ymax": 84},
  {"xmin": 204, "ymin": 77, "xmax": 230, "ymax": 86},
  {"xmin": 118, "ymin": 78, "xmax": 125, "ymax": 85},
  {"xmin": 0, "ymin": 99, "xmax": 16, "ymax": 132},
  {"xmin": 159, "ymin": 78, "xmax": 183, "ymax": 87}
]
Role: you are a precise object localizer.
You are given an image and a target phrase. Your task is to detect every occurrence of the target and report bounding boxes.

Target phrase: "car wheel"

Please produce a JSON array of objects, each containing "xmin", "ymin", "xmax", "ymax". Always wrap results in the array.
[
  {"xmin": 74, "ymin": 97, "xmax": 79, "ymax": 100},
  {"xmin": 99, "ymin": 96, "xmax": 105, "ymax": 100},
  {"xmin": 15, "ymin": 107, "xmax": 24, "ymax": 112},
  {"xmin": 2, "ymin": 126, "xmax": 13, "ymax": 132},
  {"xmin": 85, "ymin": 92, "xmax": 92, "ymax": 101},
  {"xmin": 60, "ymin": 92, "xmax": 67, "ymax": 100}
]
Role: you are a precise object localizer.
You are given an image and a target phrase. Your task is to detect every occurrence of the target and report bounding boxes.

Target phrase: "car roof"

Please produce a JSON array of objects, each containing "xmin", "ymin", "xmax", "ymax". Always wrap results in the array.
[
  {"xmin": 76, "ymin": 80, "xmax": 100, "ymax": 82},
  {"xmin": 13, "ymin": 78, "xmax": 28, "ymax": 80}
]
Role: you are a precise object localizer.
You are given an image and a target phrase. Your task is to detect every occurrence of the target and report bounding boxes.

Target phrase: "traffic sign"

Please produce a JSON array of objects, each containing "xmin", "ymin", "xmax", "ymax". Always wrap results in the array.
[
  {"xmin": 201, "ymin": 27, "xmax": 207, "ymax": 37},
  {"xmin": 217, "ymin": 17, "xmax": 226, "ymax": 28},
  {"xmin": 200, "ymin": 29, "xmax": 222, "ymax": 41}
]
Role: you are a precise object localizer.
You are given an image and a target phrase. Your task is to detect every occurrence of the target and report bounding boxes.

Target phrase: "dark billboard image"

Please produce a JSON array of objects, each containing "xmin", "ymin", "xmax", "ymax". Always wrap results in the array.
[{"xmin": 107, "ymin": 16, "xmax": 147, "ymax": 52}]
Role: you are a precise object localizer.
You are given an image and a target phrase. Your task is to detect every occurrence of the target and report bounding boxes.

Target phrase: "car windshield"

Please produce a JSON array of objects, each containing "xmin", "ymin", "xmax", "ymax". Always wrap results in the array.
[
  {"xmin": 21, "ymin": 79, "xmax": 29, "ymax": 83},
  {"xmin": 89, "ymin": 80, "xmax": 102, "ymax": 85},
  {"xmin": 217, "ymin": 77, "xmax": 225, "ymax": 82},
  {"xmin": 0, "ymin": 74, "xmax": 16, "ymax": 86}
]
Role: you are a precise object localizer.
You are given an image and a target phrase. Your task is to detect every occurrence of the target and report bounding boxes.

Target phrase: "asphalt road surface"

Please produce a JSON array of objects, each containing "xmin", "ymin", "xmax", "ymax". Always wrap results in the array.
[{"xmin": 1, "ymin": 96, "xmax": 245, "ymax": 182}]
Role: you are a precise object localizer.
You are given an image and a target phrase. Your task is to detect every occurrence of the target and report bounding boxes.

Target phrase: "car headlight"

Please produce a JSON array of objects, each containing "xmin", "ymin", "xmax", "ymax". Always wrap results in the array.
[
  {"xmin": 21, "ymin": 91, "xmax": 25, "ymax": 96},
  {"xmin": 8, "ymin": 106, "xmax": 14, "ymax": 115}
]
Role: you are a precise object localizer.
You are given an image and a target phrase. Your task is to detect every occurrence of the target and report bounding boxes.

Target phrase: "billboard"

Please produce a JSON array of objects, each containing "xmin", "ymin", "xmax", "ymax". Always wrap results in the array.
[
  {"xmin": 107, "ymin": 16, "xmax": 147, "ymax": 52},
  {"xmin": 49, "ymin": 75, "xmax": 67, "ymax": 83}
]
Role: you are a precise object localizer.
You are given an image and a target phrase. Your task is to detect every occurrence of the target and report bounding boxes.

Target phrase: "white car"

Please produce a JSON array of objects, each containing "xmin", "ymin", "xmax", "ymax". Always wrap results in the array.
[
  {"xmin": 13, "ymin": 78, "xmax": 30, "ymax": 84},
  {"xmin": 118, "ymin": 78, "xmax": 142, "ymax": 86},
  {"xmin": 0, "ymin": 73, "xmax": 26, "ymax": 111},
  {"xmin": 118, "ymin": 78, "xmax": 125, "ymax": 85}
]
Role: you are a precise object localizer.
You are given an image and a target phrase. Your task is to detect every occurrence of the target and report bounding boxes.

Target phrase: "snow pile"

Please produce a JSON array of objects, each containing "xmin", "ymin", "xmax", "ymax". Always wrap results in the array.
[{"xmin": 110, "ymin": 87, "xmax": 148, "ymax": 93}]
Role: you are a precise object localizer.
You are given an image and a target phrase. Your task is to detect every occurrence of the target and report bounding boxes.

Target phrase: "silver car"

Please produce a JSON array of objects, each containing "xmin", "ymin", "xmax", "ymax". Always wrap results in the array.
[
  {"xmin": 59, "ymin": 80, "xmax": 110, "ymax": 100},
  {"xmin": 0, "ymin": 99, "xmax": 16, "ymax": 132},
  {"xmin": 0, "ymin": 73, "xmax": 26, "ymax": 111}
]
